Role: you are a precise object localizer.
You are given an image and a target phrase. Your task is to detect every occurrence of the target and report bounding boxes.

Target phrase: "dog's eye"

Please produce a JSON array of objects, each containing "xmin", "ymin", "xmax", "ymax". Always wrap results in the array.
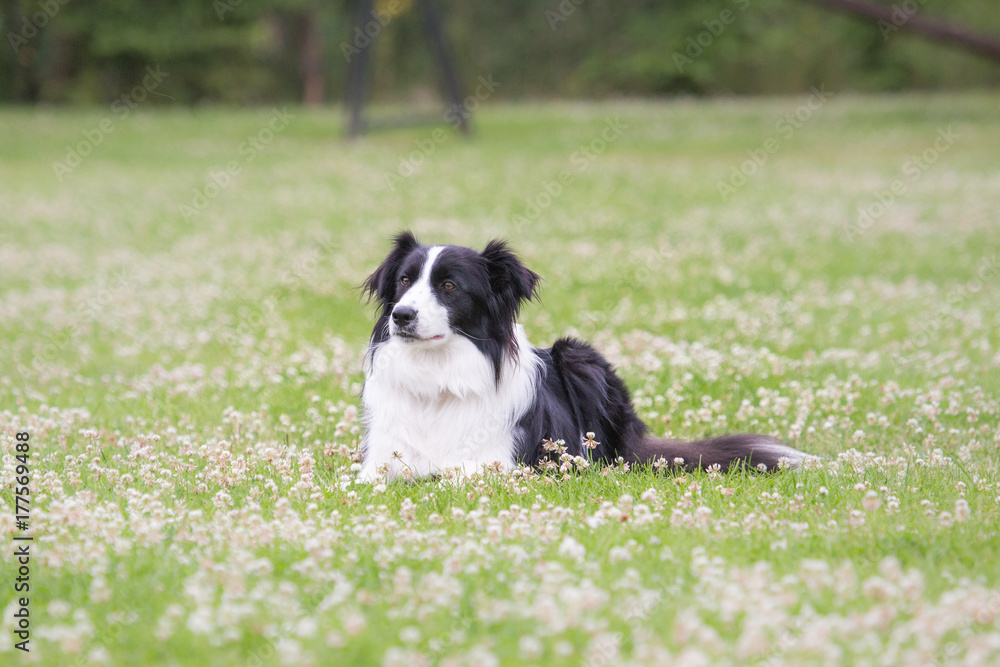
[
  {"xmin": 442, "ymin": 281, "xmax": 456, "ymax": 291},
  {"xmin": 400, "ymin": 276, "xmax": 410, "ymax": 286}
]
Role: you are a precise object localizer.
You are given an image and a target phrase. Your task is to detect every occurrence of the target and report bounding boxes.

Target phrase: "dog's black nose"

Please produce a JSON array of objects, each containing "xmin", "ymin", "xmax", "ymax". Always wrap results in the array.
[{"xmin": 392, "ymin": 306, "xmax": 417, "ymax": 326}]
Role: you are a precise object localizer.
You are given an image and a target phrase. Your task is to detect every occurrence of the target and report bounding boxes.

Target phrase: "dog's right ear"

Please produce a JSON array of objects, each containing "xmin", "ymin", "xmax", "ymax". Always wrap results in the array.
[{"xmin": 362, "ymin": 231, "xmax": 421, "ymax": 304}]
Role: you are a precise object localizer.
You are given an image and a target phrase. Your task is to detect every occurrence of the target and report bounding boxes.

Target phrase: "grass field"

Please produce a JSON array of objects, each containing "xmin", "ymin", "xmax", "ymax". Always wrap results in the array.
[{"xmin": 1, "ymin": 93, "xmax": 999, "ymax": 666}]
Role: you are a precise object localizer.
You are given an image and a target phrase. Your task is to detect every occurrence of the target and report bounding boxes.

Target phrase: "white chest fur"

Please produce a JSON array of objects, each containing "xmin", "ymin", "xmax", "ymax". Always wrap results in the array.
[{"xmin": 359, "ymin": 326, "xmax": 539, "ymax": 481}]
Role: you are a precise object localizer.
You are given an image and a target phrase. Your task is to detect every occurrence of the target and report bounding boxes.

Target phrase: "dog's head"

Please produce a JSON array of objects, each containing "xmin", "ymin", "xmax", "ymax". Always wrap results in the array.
[{"xmin": 362, "ymin": 231, "xmax": 540, "ymax": 379}]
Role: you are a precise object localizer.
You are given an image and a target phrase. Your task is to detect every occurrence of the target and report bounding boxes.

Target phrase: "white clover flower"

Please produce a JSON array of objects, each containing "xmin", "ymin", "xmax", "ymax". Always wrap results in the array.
[
  {"xmin": 609, "ymin": 545, "xmax": 632, "ymax": 562},
  {"xmin": 618, "ymin": 494, "xmax": 634, "ymax": 513},
  {"xmin": 863, "ymin": 490, "xmax": 882, "ymax": 512},
  {"xmin": 87, "ymin": 646, "xmax": 110, "ymax": 664},
  {"xmin": 519, "ymin": 635, "xmax": 543, "ymax": 659},
  {"xmin": 399, "ymin": 626, "xmax": 421, "ymax": 644},
  {"xmin": 554, "ymin": 640, "xmax": 574, "ymax": 657},
  {"xmin": 558, "ymin": 536, "xmax": 586, "ymax": 562}
]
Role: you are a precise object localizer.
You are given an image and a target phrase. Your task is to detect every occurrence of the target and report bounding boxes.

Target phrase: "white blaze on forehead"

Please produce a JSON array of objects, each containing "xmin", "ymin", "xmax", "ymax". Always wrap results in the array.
[
  {"xmin": 414, "ymin": 246, "xmax": 444, "ymax": 291},
  {"xmin": 393, "ymin": 245, "xmax": 450, "ymax": 338}
]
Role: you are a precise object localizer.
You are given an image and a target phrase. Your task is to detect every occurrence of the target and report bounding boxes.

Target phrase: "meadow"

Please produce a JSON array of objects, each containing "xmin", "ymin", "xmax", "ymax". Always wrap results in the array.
[{"xmin": 1, "ymin": 92, "xmax": 999, "ymax": 666}]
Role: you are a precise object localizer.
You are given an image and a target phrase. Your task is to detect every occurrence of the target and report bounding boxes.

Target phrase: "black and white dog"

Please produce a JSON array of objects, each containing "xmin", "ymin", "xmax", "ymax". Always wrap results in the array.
[{"xmin": 359, "ymin": 232, "xmax": 807, "ymax": 481}]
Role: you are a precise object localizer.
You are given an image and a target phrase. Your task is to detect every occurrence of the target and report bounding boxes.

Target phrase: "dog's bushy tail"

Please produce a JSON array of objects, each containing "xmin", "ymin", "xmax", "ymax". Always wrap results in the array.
[{"xmin": 628, "ymin": 434, "xmax": 808, "ymax": 472}]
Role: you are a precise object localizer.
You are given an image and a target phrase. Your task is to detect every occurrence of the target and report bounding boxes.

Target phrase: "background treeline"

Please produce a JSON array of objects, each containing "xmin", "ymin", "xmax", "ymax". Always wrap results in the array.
[{"xmin": 2, "ymin": 0, "xmax": 999, "ymax": 105}]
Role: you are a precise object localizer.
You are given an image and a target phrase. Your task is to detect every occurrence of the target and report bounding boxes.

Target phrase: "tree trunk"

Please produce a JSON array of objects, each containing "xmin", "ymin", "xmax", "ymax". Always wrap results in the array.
[
  {"xmin": 1, "ymin": 0, "xmax": 41, "ymax": 102},
  {"xmin": 298, "ymin": 10, "xmax": 325, "ymax": 106}
]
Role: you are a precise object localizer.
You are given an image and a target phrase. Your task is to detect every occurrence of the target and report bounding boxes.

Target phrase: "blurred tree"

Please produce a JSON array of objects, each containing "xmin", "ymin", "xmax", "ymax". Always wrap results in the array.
[
  {"xmin": 1, "ymin": 0, "xmax": 998, "ymax": 104},
  {"xmin": 799, "ymin": 0, "xmax": 1000, "ymax": 63},
  {"xmin": 1, "ymin": 0, "xmax": 41, "ymax": 101}
]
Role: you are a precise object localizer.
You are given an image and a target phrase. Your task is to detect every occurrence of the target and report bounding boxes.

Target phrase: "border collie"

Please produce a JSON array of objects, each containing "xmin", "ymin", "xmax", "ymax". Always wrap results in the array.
[{"xmin": 359, "ymin": 232, "xmax": 807, "ymax": 481}]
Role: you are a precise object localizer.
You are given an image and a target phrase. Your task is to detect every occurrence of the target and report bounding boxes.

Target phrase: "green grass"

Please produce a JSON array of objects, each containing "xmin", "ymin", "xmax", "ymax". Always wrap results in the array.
[{"xmin": 1, "ymin": 93, "xmax": 999, "ymax": 666}]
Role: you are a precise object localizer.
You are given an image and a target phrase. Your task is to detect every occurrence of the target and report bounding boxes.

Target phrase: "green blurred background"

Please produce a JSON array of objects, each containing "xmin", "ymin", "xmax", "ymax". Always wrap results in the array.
[{"xmin": 3, "ymin": 0, "xmax": 999, "ymax": 106}]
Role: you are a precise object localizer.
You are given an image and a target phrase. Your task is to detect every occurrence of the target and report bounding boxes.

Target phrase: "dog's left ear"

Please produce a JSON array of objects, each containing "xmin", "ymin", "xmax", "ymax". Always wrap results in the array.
[{"xmin": 481, "ymin": 239, "xmax": 540, "ymax": 314}]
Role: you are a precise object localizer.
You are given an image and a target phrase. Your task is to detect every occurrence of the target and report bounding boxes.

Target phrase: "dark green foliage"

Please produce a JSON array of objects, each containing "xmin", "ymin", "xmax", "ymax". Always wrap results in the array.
[{"xmin": 1, "ymin": 0, "xmax": 999, "ymax": 103}]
